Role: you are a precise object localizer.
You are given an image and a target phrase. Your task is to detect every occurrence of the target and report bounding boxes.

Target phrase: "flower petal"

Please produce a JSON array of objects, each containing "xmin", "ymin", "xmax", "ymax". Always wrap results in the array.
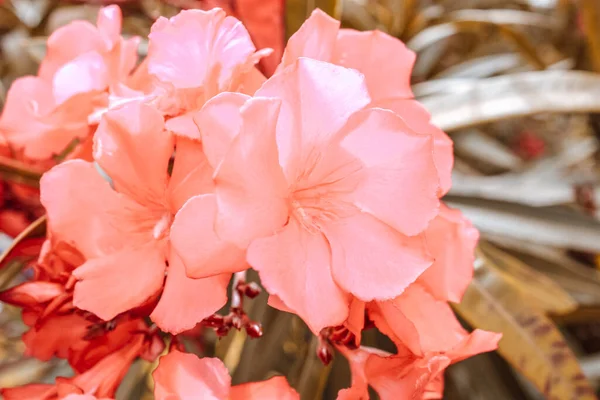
[
  {"xmin": 325, "ymin": 212, "xmax": 432, "ymax": 301},
  {"xmin": 147, "ymin": 9, "xmax": 255, "ymax": 91},
  {"xmin": 214, "ymin": 97, "xmax": 289, "ymax": 248},
  {"xmin": 38, "ymin": 21, "xmax": 106, "ymax": 80},
  {"xmin": 236, "ymin": 0, "xmax": 284, "ymax": 76},
  {"xmin": 278, "ymin": 9, "xmax": 339, "ymax": 70},
  {"xmin": 93, "ymin": 102, "xmax": 173, "ymax": 206},
  {"xmin": 339, "ymin": 108, "xmax": 440, "ymax": 236},
  {"xmin": 72, "ymin": 243, "xmax": 166, "ymax": 321},
  {"xmin": 365, "ymin": 353, "xmax": 450, "ymax": 400},
  {"xmin": 40, "ymin": 160, "xmax": 149, "ymax": 258},
  {"xmin": 0, "ymin": 77, "xmax": 54, "ymax": 155},
  {"xmin": 167, "ymin": 137, "xmax": 215, "ymax": 212},
  {"xmin": 247, "ymin": 220, "xmax": 349, "ymax": 333},
  {"xmin": 0, "ymin": 281, "xmax": 64, "ymax": 308},
  {"xmin": 230, "ymin": 377, "xmax": 299, "ymax": 400},
  {"xmin": 193, "ymin": 92, "xmax": 250, "ymax": 168},
  {"xmin": 334, "ymin": 29, "xmax": 415, "ymax": 101},
  {"xmin": 446, "ymin": 329, "xmax": 502, "ymax": 363},
  {"xmin": 375, "ymin": 98, "xmax": 453, "ymax": 196},
  {"xmin": 417, "ymin": 204, "xmax": 478, "ymax": 302},
  {"xmin": 377, "ymin": 284, "xmax": 479, "ymax": 354},
  {"xmin": 150, "ymin": 248, "xmax": 230, "ymax": 334},
  {"xmin": 22, "ymin": 313, "xmax": 89, "ymax": 362},
  {"xmin": 170, "ymin": 194, "xmax": 246, "ymax": 279},
  {"xmin": 153, "ymin": 351, "xmax": 231, "ymax": 400},
  {"xmin": 256, "ymin": 58, "xmax": 370, "ymax": 181},
  {"xmin": 52, "ymin": 52, "xmax": 109, "ymax": 105},
  {"xmin": 96, "ymin": 5, "xmax": 122, "ymax": 46}
]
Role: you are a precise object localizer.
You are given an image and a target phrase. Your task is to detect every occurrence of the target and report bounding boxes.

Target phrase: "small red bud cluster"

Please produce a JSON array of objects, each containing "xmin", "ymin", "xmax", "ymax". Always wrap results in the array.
[{"xmin": 202, "ymin": 280, "xmax": 263, "ymax": 338}]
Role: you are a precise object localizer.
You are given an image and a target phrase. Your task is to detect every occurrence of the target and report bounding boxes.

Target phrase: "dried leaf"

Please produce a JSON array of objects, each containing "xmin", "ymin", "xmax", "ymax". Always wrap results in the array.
[
  {"xmin": 9, "ymin": 0, "xmax": 51, "ymax": 28},
  {"xmin": 446, "ymin": 196, "xmax": 600, "ymax": 253},
  {"xmin": 579, "ymin": 0, "xmax": 600, "ymax": 73},
  {"xmin": 422, "ymin": 71, "xmax": 600, "ymax": 132},
  {"xmin": 453, "ymin": 130, "xmax": 523, "ymax": 171},
  {"xmin": 24, "ymin": 36, "xmax": 47, "ymax": 64},
  {"xmin": 435, "ymin": 53, "xmax": 522, "ymax": 79},
  {"xmin": 449, "ymin": 173, "xmax": 578, "ymax": 207},
  {"xmin": 478, "ymin": 242, "xmax": 577, "ymax": 314},
  {"xmin": 454, "ymin": 277, "xmax": 596, "ymax": 400},
  {"xmin": 389, "ymin": 0, "xmax": 417, "ymax": 37},
  {"xmin": 443, "ymin": 9, "xmax": 558, "ymax": 28}
]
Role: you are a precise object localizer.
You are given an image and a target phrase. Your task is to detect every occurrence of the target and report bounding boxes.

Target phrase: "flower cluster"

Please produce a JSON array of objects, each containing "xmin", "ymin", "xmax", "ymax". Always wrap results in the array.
[{"xmin": 0, "ymin": 5, "xmax": 500, "ymax": 399}]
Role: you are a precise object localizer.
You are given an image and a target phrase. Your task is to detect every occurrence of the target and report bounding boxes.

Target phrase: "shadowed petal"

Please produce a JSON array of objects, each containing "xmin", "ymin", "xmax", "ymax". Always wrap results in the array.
[
  {"xmin": 171, "ymin": 194, "xmax": 246, "ymax": 279},
  {"xmin": 72, "ymin": 243, "xmax": 166, "ymax": 321},
  {"xmin": 167, "ymin": 138, "xmax": 215, "ymax": 212},
  {"xmin": 193, "ymin": 92, "xmax": 250, "ymax": 167},
  {"xmin": 93, "ymin": 102, "xmax": 173, "ymax": 206},
  {"xmin": 151, "ymin": 248, "xmax": 230, "ymax": 334},
  {"xmin": 40, "ymin": 160, "xmax": 149, "ymax": 258}
]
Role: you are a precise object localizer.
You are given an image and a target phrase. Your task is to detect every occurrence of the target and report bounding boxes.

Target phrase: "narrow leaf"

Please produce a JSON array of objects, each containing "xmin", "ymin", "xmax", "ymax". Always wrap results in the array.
[
  {"xmin": 446, "ymin": 196, "xmax": 600, "ymax": 253},
  {"xmin": 454, "ymin": 275, "xmax": 596, "ymax": 400},
  {"xmin": 478, "ymin": 242, "xmax": 577, "ymax": 315},
  {"xmin": 422, "ymin": 71, "xmax": 600, "ymax": 132}
]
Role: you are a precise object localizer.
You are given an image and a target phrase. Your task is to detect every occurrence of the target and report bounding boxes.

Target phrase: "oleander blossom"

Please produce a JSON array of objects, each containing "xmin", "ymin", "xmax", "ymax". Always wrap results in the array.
[
  {"xmin": 0, "ymin": 5, "xmax": 138, "ymax": 159},
  {"xmin": 176, "ymin": 57, "xmax": 440, "ymax": 334},
  {"xmin": 40, "ymin": 102, "xmax": 243, "ymax": 334},
  {"xmin": 0, "ymin": 4, "xmax": 501, "ymax": 399}
]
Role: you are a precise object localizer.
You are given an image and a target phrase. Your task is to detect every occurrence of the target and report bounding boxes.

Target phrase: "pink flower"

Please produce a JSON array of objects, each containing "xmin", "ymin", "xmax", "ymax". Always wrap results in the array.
[
  {"xmin": 0, "ymin": 5, "xmax": 138, "ymax": 160},
  {"xmin": 153, "ymin": 350, "xmax": 299, "ymax": 400},
  {"xmin": 40, "ymin": 102, "xmax": 243, "ymax": 333},
  {"xmin": 278, "ymin": 9, "xmax": 453, "ymax": 195},
  {"xmin": 144, "ymin": 8, "xmax": 270, "ymax": 136},
  {"xmin": 417, "ymin": 204, "xmax": 479, "ymax": 303},
  {"xmin": 1, "ymin": 335, "xmax": 146, "ymax": 400},
  {"xmin": 0, "ymin": 76, "xmax": 100, "ymax": 159},
  {"xmin": 181, "ymin": 58, "xmax": 440, "ymax": 333},
  {"xmin": 339, "ymin": 284, "xmax": 501, "ymax": 399},
  {"xmin": 38, "ymin": 5, "xmax": 139, "ymax": 86}
]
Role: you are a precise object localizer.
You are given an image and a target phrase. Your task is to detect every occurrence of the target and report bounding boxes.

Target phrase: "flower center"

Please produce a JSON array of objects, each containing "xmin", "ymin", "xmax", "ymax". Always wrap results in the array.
[{"xmin": 153, "ymin": 212, "xmax": 173, "ymax": 240}]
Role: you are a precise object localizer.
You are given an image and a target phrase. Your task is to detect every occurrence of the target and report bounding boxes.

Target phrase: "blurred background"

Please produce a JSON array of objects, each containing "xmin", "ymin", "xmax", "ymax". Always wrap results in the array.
[{"xmin": 2, "ymin": 0, "xmax": 600, "ymax": 399}]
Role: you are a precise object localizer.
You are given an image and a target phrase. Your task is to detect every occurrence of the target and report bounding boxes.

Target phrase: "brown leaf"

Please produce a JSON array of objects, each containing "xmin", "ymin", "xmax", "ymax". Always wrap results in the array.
[
  {"xmin": 454, "ymin": 276, "xmax": 596, "ymax": 400},
  {"xmin": 422, "ymin": 71, "xmax": 600, "ymax": 132},
  {"xmin": 579, "ymin": 0, "xmax": 600, "ymax": 73},
  {"xmin": 478, "ymin": 242, "xmax": 578, "ymax": 315}
]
